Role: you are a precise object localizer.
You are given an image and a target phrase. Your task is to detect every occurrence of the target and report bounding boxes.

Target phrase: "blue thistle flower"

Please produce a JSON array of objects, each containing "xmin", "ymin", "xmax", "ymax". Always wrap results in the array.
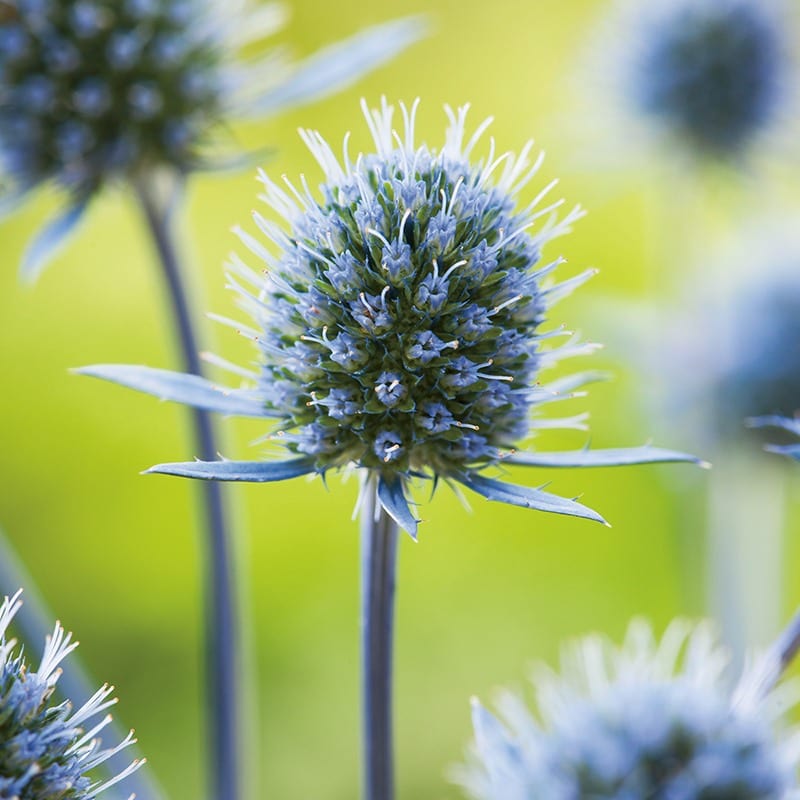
[
  {"xmin": 458, "ymin": 616, "xmax": 800, "ymax": 800},
  {"xmin": 0, "ymin": 590, "xmax": 143, "ymax": 800},
  {"xmin": 80, "ymin": 99, "xmax": 701, "ymax": 538},
  {"xmin": 610, "ymin": 0, "xmax": 790, "ymax": 160},
  {"xmin": 0, "ymin": 0, "xmax": 425, "ymax": 279}
]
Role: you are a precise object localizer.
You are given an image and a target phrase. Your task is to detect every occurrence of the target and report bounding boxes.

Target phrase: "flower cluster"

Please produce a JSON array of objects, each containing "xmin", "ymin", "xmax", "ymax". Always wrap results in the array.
[
  {"xmin": 614, "ymin": 0, "xmax": 789, "ymax": 159},
  {"xmin": 459, "ymin": 618, "xmax": 800, "ymax": 800},
  {"xmin": 0, "ymin": 0, "xmax": 423, "ymax": 277},
  {"xmin": 0, "ymin": 590, "xmax": 142, "ymax": 800},
  {"xmin": 81, "ymin": 100, "xmax": 698, "ymax": 537}
]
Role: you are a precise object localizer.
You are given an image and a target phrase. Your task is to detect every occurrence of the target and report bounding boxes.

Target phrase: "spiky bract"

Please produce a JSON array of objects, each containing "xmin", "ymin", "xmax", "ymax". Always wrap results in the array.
[{"xmin": 0, "ymin": 591, "xmax": 142, "ymax": 800}]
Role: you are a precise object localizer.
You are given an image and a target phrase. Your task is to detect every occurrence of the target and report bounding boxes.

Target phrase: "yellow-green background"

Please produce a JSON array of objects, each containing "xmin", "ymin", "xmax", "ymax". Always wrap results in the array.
[{"xmin": 1, "ymin": 1, "xmax": 799, "ymax": 798}]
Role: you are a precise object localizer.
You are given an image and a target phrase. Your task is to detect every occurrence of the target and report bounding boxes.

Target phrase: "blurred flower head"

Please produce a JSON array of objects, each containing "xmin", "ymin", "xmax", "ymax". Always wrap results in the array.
[
  {"xmin": 458, "ymin": 617, "xmax": 800, "ymax": 800},
  {"xmin": 0, "ymin": 589, "xmax": 142, "ymax": 800},
  {"xmin": 0, "ymin": 0, "xmax": 424, "ymax": 278},
  {"xmin": 82, "ymin": 99, "xmax": 699, "ymax": 537},
  {"xmin": 638, "ymin": 226, "xmax": 800, "ymax": 446},
  {"xmin": 598, "ymin": 0, "xmax": 792, "ymax": 164}
]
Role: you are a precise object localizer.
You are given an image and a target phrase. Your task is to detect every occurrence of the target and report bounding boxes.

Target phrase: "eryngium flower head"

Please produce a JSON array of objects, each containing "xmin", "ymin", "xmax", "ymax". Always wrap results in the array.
[
  {"xmin": 612, "ymin": 0, "xmax": 790, "ymax": 160},
  {"xmin": 0, "ymin": 590, "xmax": 142, "ymax": 800},
  {"xmin": 0, "ymin": 0, "xmax": 423, "ymax": 277},
  {"xmin": 249, "ymin": 101, "xmax": 582, "ymax": 478},
  {"xmin": 458, "ymin": 617, "xmax": 800, "ymax": 800},
  {"xmin": 81, "ymin": 100, "xmax": 699, "ymax": 537}
]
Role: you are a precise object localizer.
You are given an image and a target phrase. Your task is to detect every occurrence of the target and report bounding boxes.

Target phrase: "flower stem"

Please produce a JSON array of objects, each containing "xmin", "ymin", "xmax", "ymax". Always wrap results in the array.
[
  {"xmin": 0, "ymin": 530, "xmax": 162, "ymax": 800},
  {"xmin": 360, "ymin": 476, "xmax": 399, "ymax": 800},
  {"xmin": 135, "ymin": 176, "xmax": 239, "ymax": 800}
]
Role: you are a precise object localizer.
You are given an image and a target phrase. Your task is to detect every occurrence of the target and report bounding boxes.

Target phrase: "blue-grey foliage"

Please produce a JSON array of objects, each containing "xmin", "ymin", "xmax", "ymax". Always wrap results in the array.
[
  {"xmin": 621, "ymin": 0, "xmax": 788, "ymax": 158},
  {"xmin": 0, "ymin": 590, "xmax": 142, "ymax": 800},
  {"xmin": 748, "ymin": 416, "xmax": 800, "ymax": 461},
  {"xmin": 82, "ymin": 100, "xmax": 700, "ymax": 536},
  {"xmin": 458, "ymin": 620, "xmax": 800, "ymax": 800}
]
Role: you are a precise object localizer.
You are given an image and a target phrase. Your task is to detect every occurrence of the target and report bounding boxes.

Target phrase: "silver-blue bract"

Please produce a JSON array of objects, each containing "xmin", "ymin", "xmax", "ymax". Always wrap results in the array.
[
  {"xmin": 0, "ymin": 590, "xmax": 142, "ymax": 800},
  {"xmin": 748, "ymin": 416, "xmax": 800, "ymax": 462},
  {"xmin": 458, "ymin": 619, "xmax": 800, "ymax": 800},
  {"xmin": 80, "ymin": 100, "xmax": 700, "ymax": 538},
  {"xmin": 617, "ymin": 0, "xmax": 788, "ymax": 159},
  {"xmin": 0, "ymin": 0, "xmax": 424, "ymax": 279}
]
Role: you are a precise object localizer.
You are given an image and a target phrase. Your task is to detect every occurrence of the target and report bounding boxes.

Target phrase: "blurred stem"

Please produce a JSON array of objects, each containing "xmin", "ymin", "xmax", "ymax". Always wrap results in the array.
[
  {"xmin": 707, "ymin": 443, "xmax": 785, "ymax": 666},
  {"xmin": 135, "ymin": 175, "xmax": 239, "ymax": 800},
  {"xmin": 0, "ymin": 531, "xmax": 162, "ymax": 800},
  {"xmin": 360, "ymin": 477, "xmax": 399, "ymax": 800}
]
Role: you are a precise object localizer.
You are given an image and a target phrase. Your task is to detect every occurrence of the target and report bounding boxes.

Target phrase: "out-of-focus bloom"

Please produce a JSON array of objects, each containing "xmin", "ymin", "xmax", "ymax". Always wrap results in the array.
[
  {"xmin": 458, "ymin": 616, "xmax": 800, "ymax": 800},
  {"xmin": 594, "ymin": 0, "xmax": 792, "ymax": 165},
  {"xmin": 635, "ymin": 228, "xmax": 800, "ymax": 446},
  {"xmin": 81, "ymin": 99, "xmax": 700, "ymax": 538},
  {"xmin": 0, "ymin": 589, "xmax": 142, "ymax": 800},
  {"xmin": 0, "ymin": 0, "xmax": 424, "ymax": 279},
  {"xmin": 748, "ymin": 416, "xmax": 800, "ymax": 462}
]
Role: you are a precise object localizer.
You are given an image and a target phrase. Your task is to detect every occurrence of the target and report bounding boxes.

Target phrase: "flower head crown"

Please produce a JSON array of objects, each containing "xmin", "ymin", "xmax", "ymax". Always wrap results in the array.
[
  {"xmin": 0, "ymin": 590, "xmax": 142, "ymax": 800},
  {"xmin": 81, "ymin": 100, "xmax": 699, "ymax": 537}
]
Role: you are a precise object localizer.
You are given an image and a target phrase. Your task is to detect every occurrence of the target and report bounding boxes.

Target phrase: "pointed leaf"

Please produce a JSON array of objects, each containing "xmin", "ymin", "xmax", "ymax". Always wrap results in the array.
[
  {"xmin": 76, "ymin": 364, "xmax": 274, "ymax": 418},
  {"xmin": 747, "ymin": 415, "xmax": 800, "ymax": 437},
  {"xmin": 251, "ymin": 16, "xmax": 427, "ymax": 116},
  {"xmin": 504, "ymin": 445, "xmax": 706, "ymax": 469},
  {"xmin": 747, "ymin": 417, "xmax": 800, "ymax": 461},
  {"xmin": 146, "ymin": 457, "xmax": 317, "ymax": 482},
  {"xmin": 377, "ymin": 475, "xmax": 418, "ymax": 540},
  {"xmin": 21, "ymin": 201, "xmax": 88, "ymax": 284},
  {"xmin": 765, "ymin": 444, "xmax": 800, "ymax": 462},
  {"xmin": 455, "ymin": 472, "xmax": 606, "ymax": 525}
]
